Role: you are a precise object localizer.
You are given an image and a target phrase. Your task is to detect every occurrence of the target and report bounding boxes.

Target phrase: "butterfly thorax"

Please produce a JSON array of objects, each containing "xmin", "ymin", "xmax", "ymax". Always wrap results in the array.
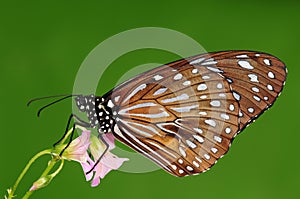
[{"xmin": 75, "ymin": 95, "xmax": 115, "ymax": 134}]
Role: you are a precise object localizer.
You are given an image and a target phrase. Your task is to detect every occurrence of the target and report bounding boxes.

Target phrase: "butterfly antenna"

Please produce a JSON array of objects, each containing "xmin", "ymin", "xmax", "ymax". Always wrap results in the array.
[
  {"xmin": 27, "ymin": 94, "xmax": 74, "ymax": 106},
  {"xmin": 36, "ymin": 95, "xmax": 79, "ymax": 117}
]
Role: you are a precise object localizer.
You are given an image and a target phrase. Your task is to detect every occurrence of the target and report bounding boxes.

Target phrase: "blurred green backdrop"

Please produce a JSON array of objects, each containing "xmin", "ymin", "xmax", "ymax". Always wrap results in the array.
[{"xmin": 1, "ymin": 1, "xmax": 299, "ymax": 198}]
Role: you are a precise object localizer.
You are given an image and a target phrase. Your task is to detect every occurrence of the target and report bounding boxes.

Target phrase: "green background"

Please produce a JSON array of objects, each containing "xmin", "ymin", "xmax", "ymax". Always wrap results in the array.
[{"xmin": 1, "ymin": 1, "xmax": 299, "ymax": 198}]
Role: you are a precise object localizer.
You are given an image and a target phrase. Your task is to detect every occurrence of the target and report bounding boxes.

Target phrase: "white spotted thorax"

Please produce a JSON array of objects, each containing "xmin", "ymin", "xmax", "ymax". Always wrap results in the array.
[
  {"xmin": 75, "ymin": 95, "xmax": 115, "ymax": 134},
  {"xmin": 73, "ymin": 50, "xmax": 286, "ymax": 177}
]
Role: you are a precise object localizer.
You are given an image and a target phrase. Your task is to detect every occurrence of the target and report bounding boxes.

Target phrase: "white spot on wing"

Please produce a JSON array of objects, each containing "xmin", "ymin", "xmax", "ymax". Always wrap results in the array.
[
  {"xmin": 179, "ymin": 147, "xmax": 186, "ymax": 157},
  {"xmin": 171, "ymin": 104, "xmax": 199, "ymax": 113},
  {"xmin": 217, "ymin": 83, "xmax": 223, "ymax": 89},
  {"xmin": 119, "ymin": 102, "xmax": 156, "ymax": 112},
  {"xmin": 225, "ymin": 127, "xmax": 231, "ymax": 134},
  {"xmin": 268, "ymin": 71, "xmax": 275, "ymax": 79},
  {"xmin": 202, "ymin": 75, "xmax": 210, "ymax": 80},
  {"xmin": 197, "ymin": 84, "xmax": 207, "ymax": 91},
  {"xmin": 204, "ymin": 154, "xmax": 211, "ymax": 160},
  {"xmin": 154, "ymin": 75, "xmax": 163, "ymax": 81},
  {"xmin": 161, "ymin": 93, "xmax": 189, "ymax": 103},
  {"xmin": 248, "ymin": 107, "xmax": 254, "ymax": 113},
  {"xmin": 239, "ymin": 110, "xmax": 243, "ymax": 117},
  {"xmin": 229, "ymin": 104, "xmax": 235, "ymax": 111},
  {"xmin": 214, "ymin": 136, "xmax": 222, "ymax": 143},
  {"xmin": 211, "ymin": 147, "xmax": 218, "ymax": 153},
  {"xmin": 205, "ymin": 119, "xmax": 216, "ymax": 127},
  {"xmin": 190, "ymin": 58, "xmax": 205, "ymax": 65},
  {"xmin": 193, "ymin": 134, "xmax": 204, "ymax": 143},
  {"xmin": 193, "ymin": 161, "xmax": 200, "ymax": 167},
  {"xmin": 253, "ymin": 95, "xmax": 261, "ymax": 102},
  {"xmin": 153, "ymin": 87, "xmax": 168, "ymax": 96},
  {"xmin": 193, "ymin": 128, "xmax": 203, "ymax": 134},
  {"xmin": 248, "ymin": 74, "xmax": 259, "ymax": 82},
  {"xmin": 123, "ymin": 112, "xmax": 169, "ymax": 119},
  {"xmin": 124, "ymin": 84, "xmax": 147, "ymax": 102},
  {"xmin": 252, "ymin": 87, "xmax": 260, "ymax": 93},
  {"xmin": 183, "ymin": 81, "xmax": 191, "ymax": 86},
  {"xmin": 199, "ymin": 111, "xmax": 207, "ymax": 116},
  {"xmin": 236, "ymin": 54, "xmax": 249, "ymax": 58},
  {"xmin": 186, "ymin": 166, "xmax": 194, "ymax": 171},
  {"xmin": 202, "ymin": 61, "xmax": 218, "ymax": 65},
  {"xmin": 192, "ymin": 68, "xmax": 198, "ymax": 73},
  {"xmin": 206, "ymin": 66, "xmax": 223, "ymax": 73},
  {"xmin": 186, "ymin": 140, "xmax": 197, "ymax": 149},
  {"xmin": 238, "ymin": 60, "xmax": 254, "ymax": 70},
  {"xmin": 233, "ymin": 91, "xmax": 241, "ymax": 101},
  {"xmin": 226, "ymin": 78, "xmax": 233, "ymax": 83},
  {"xmin": 267, "ymin": 84, "xmax": 273, "ymax": 91},
  {"xmin": 200, "ymin": 95, "xmax": 207, "ymax": 99},
  {"xmin": 264, "ymin": 59, "xmax": 271, "ymax": 66},
  {"xmin": 195, "ymin": 157, "xmax": 202, "ymax": 163},
  {"xmin": 210, "ymin": 100, "xmax": 221, "ymax": 107},
  {"xmin": 174, "ymin": 73, "xmax": 183, "ymax": 80},
  {"xmin": 220, "ymin": 113, "xmax": 230, "ymax": 120},
  {"xmin": 114, "ymin": 96, "xmax": 120, "ymax": 102}
]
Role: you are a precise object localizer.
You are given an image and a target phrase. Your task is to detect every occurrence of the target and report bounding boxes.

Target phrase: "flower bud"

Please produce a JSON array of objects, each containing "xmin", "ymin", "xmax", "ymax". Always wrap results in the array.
[{"xmin": 29, "ymin": 175, "xmax": 53, "ymax": 191}]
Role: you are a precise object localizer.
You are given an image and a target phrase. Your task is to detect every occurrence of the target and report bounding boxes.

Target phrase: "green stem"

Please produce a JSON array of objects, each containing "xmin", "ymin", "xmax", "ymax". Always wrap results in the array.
[
  {"xmin": 51, "ymin": 159, "xmax": 65, "ymax": 177},
  {"xmin": 41, "ymin": 155, "xmax": 60, "ymax": 177},
  {"xmin": 6, "ymin": 126, "xmax": 87, "ymax": 199},
  {"xmin": 7, "ymin": 149, "xmax": 52, "ymax": 199},
  {"xmin": 59, "ymin": 128, "xmax": 74, "ymax": 146},
  {"xmin": 22, "ymin": 158, "xmax": 64, "ymax": 199}
]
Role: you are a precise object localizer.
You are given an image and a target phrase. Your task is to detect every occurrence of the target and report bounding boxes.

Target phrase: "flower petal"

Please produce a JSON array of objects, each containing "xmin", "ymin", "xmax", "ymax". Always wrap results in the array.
[
  {"xmin": 80, "ymin": 155, "xmax": 94, "ymax": 181},
  {"xmin": 101, "ymin": 152, "xmax": 129, "ymax": 169},
  {"xmin": 91, "ymin": 152, "xmax": 129, "ymax": 181},
  {"xmin": 59, "ymin": 131, "xmax": 91, "ymax": 162},
  {"xmin": 91, "ymin": 177, "xmax": 100, "ymax": 187},
  {"xmin": 102, "ymin": 133, "xmax": 115, "ymax": 149},
  {"xmin": 67, "ymin": 131, "xmax": 129, "ymax": 187}
]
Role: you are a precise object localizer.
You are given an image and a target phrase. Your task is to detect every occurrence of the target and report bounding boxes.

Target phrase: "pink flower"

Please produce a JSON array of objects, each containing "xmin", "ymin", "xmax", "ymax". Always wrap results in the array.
[
  {"xmin": 54, "ymin": 130, "xmax": 128, "ymax": 187},
  {"xmin": 81, "ymin": 133, "xmax": 129, "ymax": 187},
  {"xmin": 58, "ymin": 131, "xmax": 91, "ymax": 163}
]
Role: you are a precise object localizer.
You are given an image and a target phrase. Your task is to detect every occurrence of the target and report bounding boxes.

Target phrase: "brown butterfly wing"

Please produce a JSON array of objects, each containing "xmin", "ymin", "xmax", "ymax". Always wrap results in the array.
[{"xmin": 104, "ymin": 50, "xmax": 286, "ymax": 176}]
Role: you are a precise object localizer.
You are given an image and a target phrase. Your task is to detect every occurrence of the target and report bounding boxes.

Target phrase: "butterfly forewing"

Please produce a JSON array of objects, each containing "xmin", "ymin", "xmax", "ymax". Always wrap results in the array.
[{"xmin": 103, "ymin": 50, "xmax": 286, "ymax": 177}]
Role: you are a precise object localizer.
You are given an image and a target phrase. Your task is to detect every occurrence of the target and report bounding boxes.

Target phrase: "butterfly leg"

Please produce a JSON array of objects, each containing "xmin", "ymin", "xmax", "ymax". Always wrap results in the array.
[
  {"xmin": 53, "ymin": 113, "xmax": 90, "ymax": 156},
  {"xmin": 85, "ymin": 135, "xmax": 109, "ymax": 174}
]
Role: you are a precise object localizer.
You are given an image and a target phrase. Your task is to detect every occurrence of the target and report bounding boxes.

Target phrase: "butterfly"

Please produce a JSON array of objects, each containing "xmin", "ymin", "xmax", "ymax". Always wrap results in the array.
[{"xmin": 62, "ymin": 50, "xmax": 286, "ymax": 177}]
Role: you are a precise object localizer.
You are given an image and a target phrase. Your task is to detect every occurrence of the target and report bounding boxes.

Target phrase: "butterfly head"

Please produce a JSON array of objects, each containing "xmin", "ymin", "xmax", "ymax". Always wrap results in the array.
[{"xmin": 75, "ymin": 95, "xmax": 96, "ymax": 112}]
